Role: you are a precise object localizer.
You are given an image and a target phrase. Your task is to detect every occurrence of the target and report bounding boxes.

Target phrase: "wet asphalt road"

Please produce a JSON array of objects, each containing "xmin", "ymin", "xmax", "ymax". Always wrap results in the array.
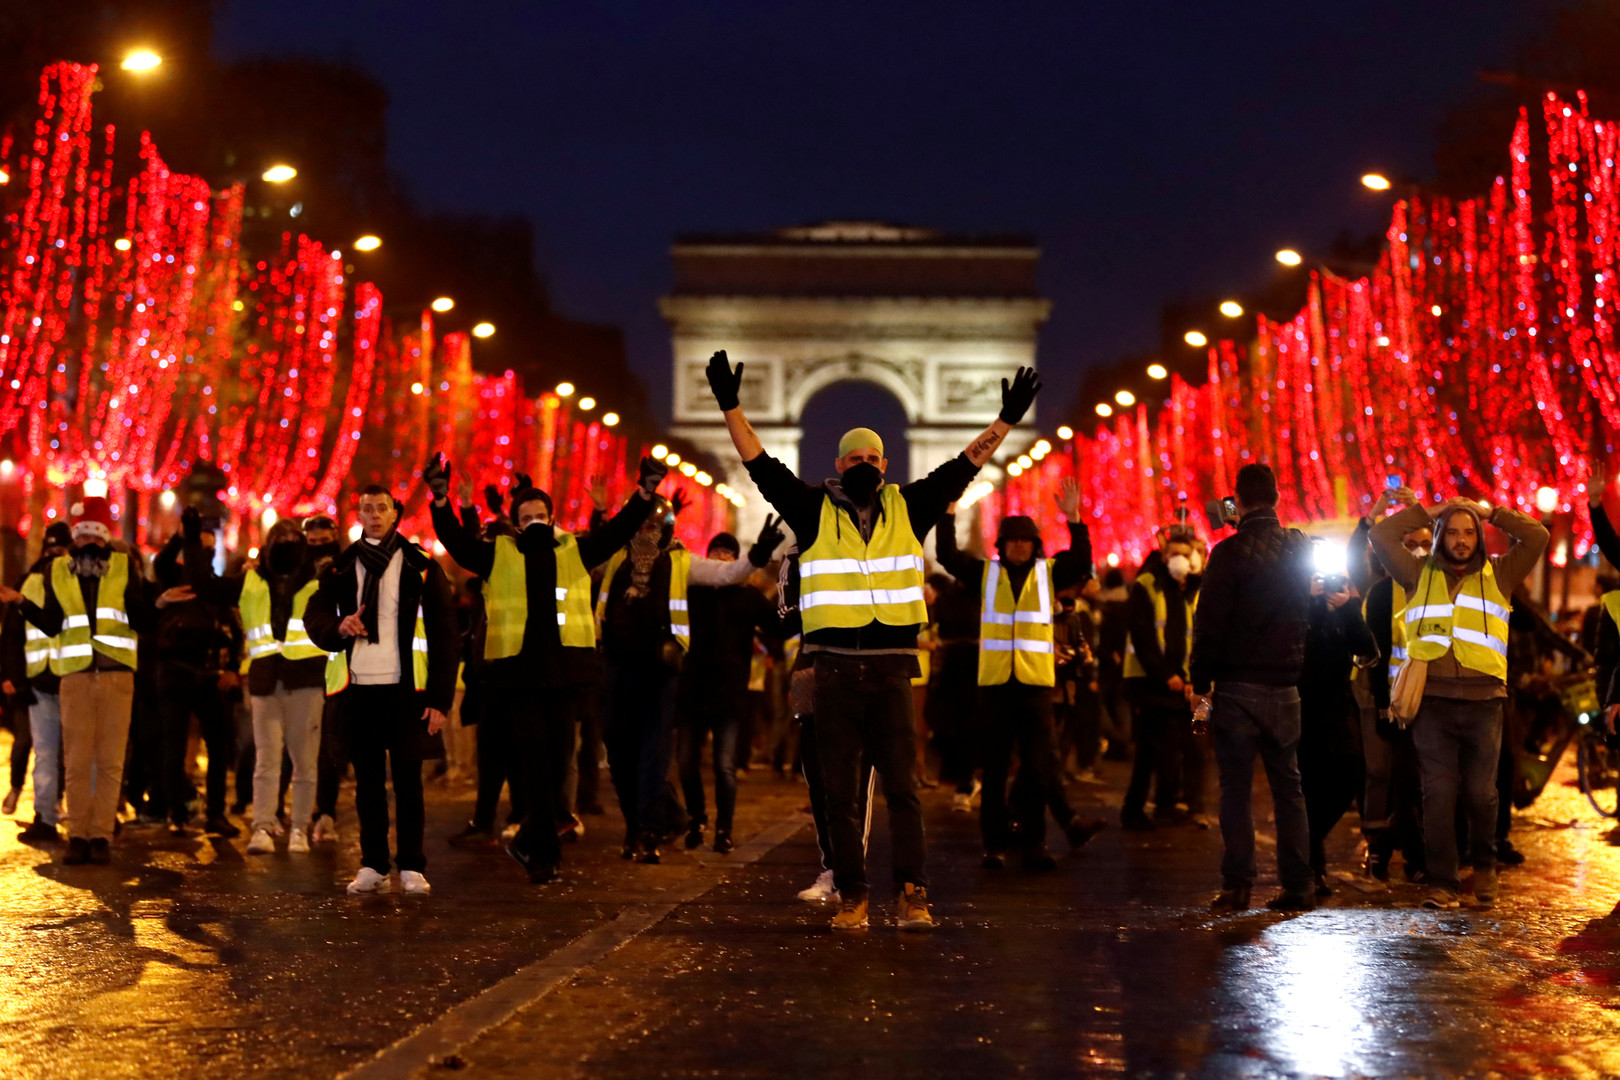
[{"xmin": 2, "ymin": 734, "xmax": 1619, "ymax": 1080}]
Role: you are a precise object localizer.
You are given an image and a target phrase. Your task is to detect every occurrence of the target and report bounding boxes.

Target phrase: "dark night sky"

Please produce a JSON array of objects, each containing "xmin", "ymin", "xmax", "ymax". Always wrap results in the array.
[{"xmin": 216, "ymin": 1, "xmax": 1527, "ymax": 462}]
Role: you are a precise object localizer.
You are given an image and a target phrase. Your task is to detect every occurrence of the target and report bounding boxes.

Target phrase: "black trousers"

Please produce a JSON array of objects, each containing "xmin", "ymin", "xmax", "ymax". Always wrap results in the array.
[
  {"xmin": 799, "ymin": 712, "xmax": 874, "ymax": 871},
  {"xmin": 500, "ymin": 678, "xmax": 576, "ymax": 869},
  {"xmin": 343, "ymin": 683, "xmax": 427, "ymax": 874},
  {"xmin": 314, "ymin": 696, "xmax": 347, "ymax": 822},
  {"xmin": 814, "ymin": 655, "xmax": 927, "ymax": 898},
  {"xmin": 677, "ymin": 679, "xmax": 748, "ymax": 834},
  {"xmin": 471, "ymin": 692, "xmax": 526, "ymax": 831},
  {"xmin": 1124, "ymin": 700, "xmax": 1187, "ymax": 817},
  {"xmin": 604, "ymin": 661, "xmax": 679, "ymax": 843},
  {"xmin": 1299, "ymin": 698, "xmax": 1364, "ymax": 877},
  {"xmin": 157, "ymin": 665, "xmax": 234, "ymax": 823},
  {"xmin": 979, "ymin": 681, "xmax": 1073, "ymax": 853},
  {"xmin": 7, "ymin": 698, "xmax": 31, "ymax": 789},
  {"xmin": 575, "ymin": 679, "xmax": 603, "ymax": 812}
]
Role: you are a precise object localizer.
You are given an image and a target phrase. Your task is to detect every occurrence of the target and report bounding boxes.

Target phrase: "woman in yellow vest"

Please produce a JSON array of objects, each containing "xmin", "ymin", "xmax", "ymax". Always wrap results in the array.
[
  {"xmin": 426, "ymin": 453, "xmax": 665, "ymax": 884},
  {"xmin": 706, "ymin": 348, "xmax": 1041, "ymax": 933},
  {"xmin": 936, "ymin": 478, "xmax": 1107, "ymax": 870},
  {"xmin": 1369, "ymin": 488, "xmax": 1548, "ymax": 910},
  {"xmin": 182, "ymin": 516, "xmax": 330, "ymax": 856}
]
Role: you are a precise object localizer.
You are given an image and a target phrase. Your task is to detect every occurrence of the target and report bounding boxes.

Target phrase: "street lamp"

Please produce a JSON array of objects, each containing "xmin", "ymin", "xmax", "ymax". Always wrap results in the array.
[
  {"xmin": 652, "ymin": 444, "xmax": 669, "ymax": 458},
  {"xmin": 472, "ymin": 322, "xmax": 495, "ymax": 338},
  {"xmin": 1114, "ymin": 389, "xmax": 1136, "ymax": 407},
  {"xmin": 602, "ymin": 412, "xmax": 620, "ymax": 427},
  {"xmin": 1536, "ymin": 486, "xmax": 1560, "ymax": 514},
  {"xmin": 113, "ymin": 237, "xmax": 131, "ymax": 251},
  {"xmin": 1361, "ymin": 172, "xmax": 1392, "ymax": 191},
  {"xmin": 353, "ymin": 235, "xmax": 381, "ymax": 251},
  {"xmin": 121, "ymin": 48, "xmax": 163, "ymax": 73},
  {"xmin": 1147, "ymin": 363, "xmax": 1169, "ymax": 380},
  {"xmin": 1056, "ymin": 425, "xmax": 1074, "ymax": 440},
  {"xmin": 431, "ymin": 296, "xmax": 455, "ymax": 313},
  {"xmin": 1095, "ymin": 403, "xmax": 1113, "ymax": 417},
  {"xmin": 578, "ymin": 396, "xmax": 596, "ymax": 411},
  {"xmin": 261, "ymin": 164, "xmax": 297, "ymax": 183},
  {"xmin": 555, "ymin": 382, "xmax": 575, "ymax": 397},
  {"xmin": 1183, "ymin": 331, "xmax": 1207, "ymax": 348},
  {"xmin": 1219, "ymin": 300, "xmax": 1244, "ymax": 317},
  {"xmin": 1275, "ymin": 248, "xmax": 1303, "ymax": 267}
]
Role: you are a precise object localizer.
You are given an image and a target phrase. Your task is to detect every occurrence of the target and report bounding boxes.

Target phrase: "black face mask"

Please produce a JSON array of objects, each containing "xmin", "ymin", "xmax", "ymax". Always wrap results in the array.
[
  {"xmin": 305, "ymin": 541, "xmax": 339, "ymax": 563},
  {"xmin": 76, "ymin": 543, "xmax": 110, "ymax": 561},
  {"xmin": 841, "ymin": 462, "xmax": 884, "ymax": 505},
  {"xmin": 267, "ymin": 541, "xmax": 305, "ymax": 575}
]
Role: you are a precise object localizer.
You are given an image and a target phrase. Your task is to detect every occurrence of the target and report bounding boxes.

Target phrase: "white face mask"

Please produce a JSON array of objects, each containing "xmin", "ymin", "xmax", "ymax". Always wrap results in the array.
[{"xmin": 1166, "ymin": 554, "xmax": 1192, "ymax": 582}]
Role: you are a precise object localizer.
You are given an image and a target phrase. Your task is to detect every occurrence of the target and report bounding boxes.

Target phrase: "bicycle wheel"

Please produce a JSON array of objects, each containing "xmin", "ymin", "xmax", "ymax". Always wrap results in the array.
[{"xmin": 1578, "ymin": 737, "xmax": 1620, "ymax": 819}]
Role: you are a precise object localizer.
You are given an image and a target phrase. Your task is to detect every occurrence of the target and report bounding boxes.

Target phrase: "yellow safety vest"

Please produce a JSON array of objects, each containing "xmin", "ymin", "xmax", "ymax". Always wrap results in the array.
[
  {"xmin": 799, "ymin": 486, "xmax": 927, "ymax": 634},
  {"xmin": 1604, "ymin": 590, "xmax": 1620, "ymax": 630},
  {"xmin": 52, "ymin": 552, "xmax": 137, "ymax": 673},
  {"xmin": 20, "ymin": 572, "xmax": 57, "ymax": 678},
  {"xmin": 485, "ymin": 530, "xmax": 596, "ymax": 659},
  {"xmin": 1385, "ymin": 581, "xmax": 1409, "ymax": 680},
  {"xmin": 1404, "ymin": 561, "xmax": 1511, "ymax": 682},
  {"xmin": 241, "ymin": 572, "xmax": 326, "ymax": 667},
  {"xmin": 978, "ymin": 558, "xmax": 1056, "ymax": 687},
  {"xmin": 324, "ymin": 566, "xmax": 431, "ymax": 696},
  {"xmin": 913, "ymin": 623, "xmax": 936, "ymax": 687},
  {"xmin": 595, "ymin": 546, "xmax": 693, "ymax": 651},
  {"xmin": 1122, "ymin": 571, "xmax": 1194, "ymax": 681}
]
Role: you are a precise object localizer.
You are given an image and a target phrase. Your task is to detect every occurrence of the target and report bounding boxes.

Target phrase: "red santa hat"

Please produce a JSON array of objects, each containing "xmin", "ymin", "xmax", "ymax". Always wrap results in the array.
[{"xmin": 70, "ymin": 496, "xmax": 114, "ymax": 543}]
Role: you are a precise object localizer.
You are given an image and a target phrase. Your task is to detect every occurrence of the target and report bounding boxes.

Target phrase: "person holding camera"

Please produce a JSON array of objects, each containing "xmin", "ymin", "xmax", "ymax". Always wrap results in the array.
[
  {"xmin": 1189, "ymin": 464, "xmax": 1316, "ymax": 912},
  {"xmin": 1369, "ymin": 485, "xmax": 1547, "ymax": 909}
]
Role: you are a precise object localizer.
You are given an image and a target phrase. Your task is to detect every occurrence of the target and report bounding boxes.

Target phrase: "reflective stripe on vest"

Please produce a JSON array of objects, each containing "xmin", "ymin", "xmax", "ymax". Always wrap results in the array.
[
  {"xmin": 324, "ymin": 568, "xmax": 431, "ymax": 696},
  {"xmin": 1121, "ymin": 571, "xmax": 1194, "ymax": 681},
  {"xmin": 485, "ymin": 530, "xmax": 597, "ymax": 661},
  {"xmin": 798, "ymin": 485, "xmax": 927, "ymax": 633},
  {"xmin": 1387, "ymin": 581, "xmax": 1408, "ymax": 679},
  {"xmin": 241, "ymin": 572, "xmax": 325, "ymax": 664},
  {"xmin": 978, "ymin": 558, "xmax": 1055, "ymax": 687},
  {"xmin": 51, "ymin": 552, "xmax": 137, "ymax": 673},
  {"xmin": 1404, "ymin": 561, "xmax": 1511, "ymax": 681},
  {"xmin": 21, "ymin": 572, "xmax": 56, "ymax": 677},
  {"xmin": 595, "ymin": 545, "xmax": 694, "ymax": 652}
]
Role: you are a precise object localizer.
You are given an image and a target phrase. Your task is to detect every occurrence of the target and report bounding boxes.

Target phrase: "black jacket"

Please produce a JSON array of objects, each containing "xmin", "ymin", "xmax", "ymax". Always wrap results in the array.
[
  {"xmin": 1299, "ymin": 595, "xmax": 1377, "ymax": 705},
  {"xmin": 183, "ymin": 538, "xmax": 324, "ymax": 696},
  {"xmin": 1, "ymin": 554, "xmax": 64, "ymax": 702},
  {"xmin": 304, "ymin": 540, "xmax": 460, "ymax": 715},
  {"xmin": 1189, "ymin": 507, "xmax": 1314, "ymax": 695},
  {"xmin": 1125, "ymin": 552, "xmax": 1201, "ymax": 707}
]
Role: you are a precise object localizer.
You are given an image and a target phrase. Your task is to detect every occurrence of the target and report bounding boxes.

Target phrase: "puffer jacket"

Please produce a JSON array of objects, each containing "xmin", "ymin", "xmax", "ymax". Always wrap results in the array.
[{"xmin": 1189, "ymin": 508, "xmax": 1314, "ymax": 694}]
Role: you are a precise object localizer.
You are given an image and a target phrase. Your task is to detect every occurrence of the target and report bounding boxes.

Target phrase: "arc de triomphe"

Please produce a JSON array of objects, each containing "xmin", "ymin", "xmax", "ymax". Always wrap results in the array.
[{"xmin": 662, "ymin": 221, "xmax": 1050, "ymax": 545}]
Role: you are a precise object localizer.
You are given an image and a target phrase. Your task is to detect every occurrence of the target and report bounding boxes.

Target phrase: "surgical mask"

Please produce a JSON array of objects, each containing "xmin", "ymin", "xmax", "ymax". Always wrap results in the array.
[
  {"xmin": 1406, "ymin": 544, "xmax": 1430, "ymax": 558},
  {"xmin": 840, "ymin": 462, "xmax": 884, "ymax": 505},
  {"xmin": 1166, "ymin": 554, "xmax": 1192, "ymax": 582}
]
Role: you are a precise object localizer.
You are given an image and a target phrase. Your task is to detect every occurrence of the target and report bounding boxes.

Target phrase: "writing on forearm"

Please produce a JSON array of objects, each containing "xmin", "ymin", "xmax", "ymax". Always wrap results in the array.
[{"xmin": 965, "ymin": 420, "xmax": 1010, "ymax": 467}]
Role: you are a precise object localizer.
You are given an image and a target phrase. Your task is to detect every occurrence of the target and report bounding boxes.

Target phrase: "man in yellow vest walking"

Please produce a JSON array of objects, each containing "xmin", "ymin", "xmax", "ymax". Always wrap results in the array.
[
  {"xmin": 707, "ymin": 349, "xmax": 1041, "ymax": 931},
  {"xmin": 1369, "ymin": 486, "xmax": 1547, "ymax": 910},
  {"xmin": 3, "ymin": 498, "xmax": 188, "ymax": 865}
]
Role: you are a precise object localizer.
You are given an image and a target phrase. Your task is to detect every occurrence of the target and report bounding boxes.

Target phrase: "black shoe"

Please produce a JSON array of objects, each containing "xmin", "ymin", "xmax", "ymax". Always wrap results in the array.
[
  {"xmin": 685, "ymin": 824, "xmax": 705, "ymax": 850},
  {"xmin": 712, "ymin": 831, "xmax": 734, "ymax": 855},
  {"xmin": 18, "ymin": 820, "xmax": 60, "ymax": 844},
  {"xmin": 448, "ymin": 822, "xmax": 497, "ymax": 848},
  {"xmin": 634, "ymin": 834, "xmax": 661, "ymax": 864},
  {"xmin": 1314, "ymin": 873, "xmax": 1334, "ymax": 899},
  {"xmin": 167, "ymin": 818, "xmax": 191, "ymax": 837},
  {"xmin": 1364, "ymin": 854, "xmax": 1390, "ymax": 882},
  {"xmin": 62, "ymin": 837, "xmax": 91, "ymax": 865},
  {"xmin": 1065, "ymin": 817, "xmax": 1107, "ymax": 849},
  {"xmin": 88, "ymin": 838, "xmax": 111, "ymax": 865},
  {"xmin": 620, "ymin": 844, "xmax": 636, "ymax": 860},
  {"xmin": 1265, "ymin": 891, "xmax": 1316, "ymax": 912},
  {"xmin": 505, "ymin": 841, "xmax": 561, "ymax": 884},
  {"xmin": 229, "ymin": 801, "xmax": 249, "ymax": 816},
  {"xmin": 1022, "ymin": 846, "xmax": 1059, "ymax": 872},
  {"xmin": 205, "ymin": 815, "xmax": 240, "ymax": 839},
  {"xmin": 1121, "ymin": 809, "xmax": 1156, "ymax": 831},
  {"xmin": 1211, "ymin": 885, "xmax": 1250, "ymax": 911},
  {"xmin": 982, "ymin": 851, "xmax": 1006, "ymax": 870},
  {"xmin": 1496, "ymin": 841, "xmax": 1526, "ymax": 867}
]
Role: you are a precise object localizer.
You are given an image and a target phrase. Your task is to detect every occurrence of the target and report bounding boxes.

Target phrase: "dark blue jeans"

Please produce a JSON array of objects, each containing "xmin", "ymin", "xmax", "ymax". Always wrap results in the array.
[
  {"xmin": 604, "ymin": 661, "xmax": 679, "ymax": 843},
  {"xmin": 1411, "ymin": 696, "xmax": 1503, "ymax": 892},
  {"xmin": 1211, "ymin": 683, "xmax": 1312, "ymax": 894},
  {"xmin": 676, "ymin": 682, "xmax": 745, "ymax": 834}
]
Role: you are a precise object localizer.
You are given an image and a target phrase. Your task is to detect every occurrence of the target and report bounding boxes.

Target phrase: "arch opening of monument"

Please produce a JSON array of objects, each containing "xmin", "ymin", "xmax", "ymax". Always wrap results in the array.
[{"xmin": 797, "ymin": 376, "xmax": 913, "ymax": 485}]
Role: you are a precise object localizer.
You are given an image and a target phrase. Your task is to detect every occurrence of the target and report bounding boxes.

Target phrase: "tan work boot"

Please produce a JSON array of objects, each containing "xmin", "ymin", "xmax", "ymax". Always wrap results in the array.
[
  {"xmin": 831, "ymin": 895, "xmax": 870, "ymax": 932},
  {"xmin": 896, "ymin": 883, "xmax": 937, "ymax": 932}
]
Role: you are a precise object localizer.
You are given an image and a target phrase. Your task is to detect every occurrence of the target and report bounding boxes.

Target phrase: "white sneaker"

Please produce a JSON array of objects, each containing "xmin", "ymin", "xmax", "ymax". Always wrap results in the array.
[
  {"xmin": 797, "ymin": 868, "xmax": 839, "ymax": 903},
  {"xmin": 246, "ymin": 829, "xmax": 276, "ymax": 855},
  {"xmin": 950, "ymin": 793, "xmax": 973, "ymax": 814},
  {"xmin": 311, "ymin": 815, "xmax": 339, "ymax": 843},
  {"xmin": 400, "ymin": 870, "xmax": 431, "ymax": 895},
  {"xmin": 286, "ymin": 828, "xmax": 310, "ymax": 853},
  {"xmin": 500, "ymin": 823, "xmax": 521, "ymax": 841},
  {"xmin": 346, "ymin": 867, "xmax": 389, "ymax": 894}
]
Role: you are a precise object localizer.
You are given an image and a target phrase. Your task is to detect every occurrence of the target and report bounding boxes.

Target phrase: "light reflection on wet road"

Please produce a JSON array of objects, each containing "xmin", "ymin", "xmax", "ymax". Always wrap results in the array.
[{"xmin": 1, "ymin": 728, "xmax": 1618, "ymax": 1079}]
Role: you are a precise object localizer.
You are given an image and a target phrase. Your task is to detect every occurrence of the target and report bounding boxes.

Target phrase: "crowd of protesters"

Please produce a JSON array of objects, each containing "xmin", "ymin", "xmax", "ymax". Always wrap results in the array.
[{"xmin": 0, "ymin": 349, "xmax": 1615, "ymax": 927}]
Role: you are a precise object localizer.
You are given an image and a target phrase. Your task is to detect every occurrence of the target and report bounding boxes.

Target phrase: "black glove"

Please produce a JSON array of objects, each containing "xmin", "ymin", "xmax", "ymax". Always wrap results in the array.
[
  {"xmin": 670, "ymin": 488, "xmax": 690, "ymax": 516},
  {"xmin": 423, "ymin": 452, "xmax": 451, "ymax": 500},
  {"xmin": 749, "ymin": 514, "xmax": 784, "ymax": 568},
  {"xmin": 180, "ymin": 505, "xmax": 202, "ymax": 543},
  {"xmin": 706, "ymin": 350, "xmax": 744, "ymax": 411},
  {"xmin": 638, "ymin": 456, "xmax": 669, "ymax": 495},
  {"xmin": 483, "ymin": 483, "xmax": 504, "ymax": 515},
  {"xmin": 999, "ymin": 366, "xmax": 1042, "ymax": 425}
]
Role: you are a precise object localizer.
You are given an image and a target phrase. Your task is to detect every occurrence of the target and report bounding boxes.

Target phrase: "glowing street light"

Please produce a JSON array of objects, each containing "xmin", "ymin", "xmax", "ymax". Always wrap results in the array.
[
  {"xmin": 695, "ymin": 472, "xmax": 713, "ymax": 486},
  {"xmin": 1008, "ymin": 462, "xmax": 1024, "ymax": 477},
  {"xmin": 261, "ymin": 164, "xmax": 298, "ymax": 183},
  {"xmin": 1056, "ymin": 425, "xmax": 1074, "ymax": 440},
  {"xmin": 652, "ymin": 444, "xmax": 669, "ymax": 458},
  {"xmin": 1147, "ymin": 363, "xmax": 1169, "ymax": 380},
  {"xmin": 578, "ymin": 396, "xmax": 596, "ymax": 411},
  {"xmin": 1017, "ymin": 454, "xmax": 1033, "ymax": 469},
  {"xmin": 1219, "ymin": 300, "xmax": 1244, "ymax": 317},
  {"xmin": 1034, "ymin": 439, "xmax": 1052, "ymax": 455},
  {"xmin": 1361, "ymin": 172, "xmax": 1392, "ymax": 191},
  {"xmin": 1275, "ymin": 248, "xmax": 1303, "ymax": 267},
  {"xmin": 680, "ymin": 462, "xmax": 697, "ymax": 477},
  {"xmin": 431, "ymin": 296, "xmax": 455, "ymax": 313},
  {"xmin": 1183, "ymin": 330, "xmax": 1207, "ymax": 348},
  {"xmin": 665, "ymin": 453, "xmax": 681, "ymax": 466},
  {"xmin": 114, "ymin": 237, "xmax": 131, "ymax": 251},
  {"xmin": 472, "ymin": 322, "xmax": 495, "ymax": 338},
  {"xmin": 602, "ymin": 412, "xmax": 620, "ymax": 427},
  {"xmin": 0, "ymin": 168, "xmax": 9, "ymax": 185},
  {"xmin": 1535, "ymin": 486, "xmax": 1560, "ymax": 514},
  {"xmin": 121, "ymin": 48, "xmax": 163, "ymax": 73},
  {"xmin": 410, "ymin": 381, "xmax": 425, "ymax": 395},
  {"xmin": 555, "ymin": 382, "xmax": 575, "ymax": 397},
  {"xmin": 1114, "ymin": 389, "xmax": 1136, "ymax": 407},
  {"xmin": 1095, "ymin": 403, "xmax": 1113, "ymax": 417},
  {"xmin": 158, "ymin": 490, "xmax": 176, "ymax": 510},
  {"xmin": 353, "ymin": 235, "xmax": 382, "ymax": 251}
]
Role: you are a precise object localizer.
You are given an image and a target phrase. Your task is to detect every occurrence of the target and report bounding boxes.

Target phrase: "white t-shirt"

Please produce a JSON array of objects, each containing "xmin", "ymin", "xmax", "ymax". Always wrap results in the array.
[{"xmin": 350, "ymin": 546, "xmax": 403, "ymax": 685}]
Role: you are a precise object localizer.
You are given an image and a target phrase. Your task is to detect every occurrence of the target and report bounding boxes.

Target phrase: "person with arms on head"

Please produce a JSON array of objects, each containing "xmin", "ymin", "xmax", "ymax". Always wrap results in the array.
[
  {"xmin": 0, "ymin": 522, "xmax": 73, "ymax": 843},
  {"xmin": 1369, "ymin": 484, "xmax": 1548, "ymax": 909},
  {"xmin": 1188, "ymin": 464, "xmax": 1317, "ymax": 912},
  {"xmin": 0, "ymin": 498, "xmax": 184, "ymax": 864},
  {"xmin": 303, "ymin": 486, "xmax": 459, "ymax": 895},
  {"xmin": 935, "ymin": 476, "xmax": 1106, "ymax": 869},
  {"xmin": 706, "ymin": 348, "xmax": 1040, "ymax": 931},
  {"xmin": 425, "ymin": 454, "xmax": 661, "ymax": 883}
]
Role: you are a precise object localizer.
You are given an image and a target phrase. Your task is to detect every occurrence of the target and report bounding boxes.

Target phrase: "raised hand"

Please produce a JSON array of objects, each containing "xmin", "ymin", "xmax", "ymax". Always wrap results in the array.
[
  {"xmin": 999, "ymin": 366, "xmax": 1042, "ymax": 425},
  {"xmin": 423, "ymin": 452, "xmax": 451, "ymax": 501},
  {"xmin": 484, "ymin": 483, "xmax": 505, "ymax": 515},
  {"xmin": 1369, "ymin": 487, "xmax": 1395, "ymax": 518},
  {"xmin": 1588, "ymin": 460, "xmax": 1609, "ymax": 509},
  {"xmin": 749, "ymin": 514, "xmax": 785, "ymax": 567},
  {"xmin": 706, "ymin": 350, "xmax": 744, "ymax": 412},
  {"xmin": 1055, "ymin": 476, "xmax": 1081, "ymax": 521},
  {"xmin": 638, "ymin": 455, "xmax": 669, "ymax": 496},
  {"xmin": 181, "ymin": 505, "xmax": 203, "ymax": 542},
  {"xmin": 588, "ymin": 473, "xmax": 609, "ymax": 512},
  {"xmin": 670, "ymin": 487, "xmax": 690, "ymax": 516},
  {"xmin": 1392, "ymin": 485, "xmax": 1421, "ymax": 510}
]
